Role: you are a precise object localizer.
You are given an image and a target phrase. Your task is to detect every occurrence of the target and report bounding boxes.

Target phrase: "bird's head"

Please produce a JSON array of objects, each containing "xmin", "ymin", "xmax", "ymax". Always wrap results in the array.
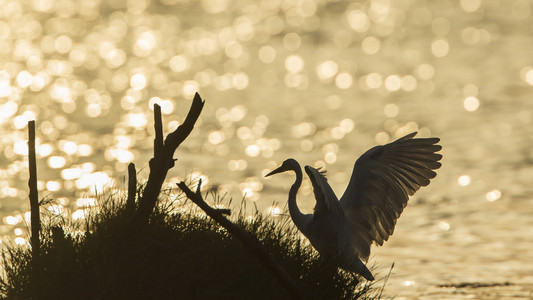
[{"xmin": 265, "ymin": 158, "xmax": 300, "ymax": 177}]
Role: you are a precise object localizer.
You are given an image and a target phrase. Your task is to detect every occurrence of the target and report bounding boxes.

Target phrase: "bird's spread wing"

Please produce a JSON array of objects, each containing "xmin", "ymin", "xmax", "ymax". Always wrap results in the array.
[
  {"xmin": 339, "ymin": 132, "xmax": 442, "ymax": 260},
  {"xmin": 304, "ymin": 166, "xmax": 344, "ymax": 217}
]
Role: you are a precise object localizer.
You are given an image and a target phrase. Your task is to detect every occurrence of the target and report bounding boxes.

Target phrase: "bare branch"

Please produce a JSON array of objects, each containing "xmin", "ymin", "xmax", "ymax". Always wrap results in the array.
[
  {"xmin": 28, "ymin": 120, "xmax": 40, "ymax": 258},
  {"xmin": 28, "ymin": 120, "xmax": 41, "ymax": 300},
  {"xmin": 215, "ymin": 208, "xmax": 231, "ymax": 216},
  {"xmin": 195, "ymin": 179, "xmax": 230, "ymax": 215},
  {"xmin": 164, "ymin": 92, "xmax": 204, "ymax": 152},
  {"xmin": 176, "ymin": 182, "xmax": 304, "ymax": 300},
  {"xmin": 127, "ymin": 163, "xmax": 136, "ymax": 213}
]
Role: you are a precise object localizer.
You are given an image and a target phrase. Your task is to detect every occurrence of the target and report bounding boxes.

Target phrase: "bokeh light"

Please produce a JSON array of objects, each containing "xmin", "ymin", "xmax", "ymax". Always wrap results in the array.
[
  {"xmin": 0, "ymin": 2, "xmax": 531, "ymax": 297},
  {"xmin": 464, "ymin": 96, "xmax": 480, "ymax": 112},
  {"xmin": 458, "ymin": 175, "xmax": 471, "ymax": 186},
  {"xmin": 486, "ymin": 189, "xmax": 502, "ymax": 202}
]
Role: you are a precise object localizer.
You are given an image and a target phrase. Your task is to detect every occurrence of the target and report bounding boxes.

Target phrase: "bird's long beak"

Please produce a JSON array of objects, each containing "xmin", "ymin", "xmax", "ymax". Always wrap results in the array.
[{"xmin": 265, "ymin": 165, "xmax": 285, "ymax": 177}]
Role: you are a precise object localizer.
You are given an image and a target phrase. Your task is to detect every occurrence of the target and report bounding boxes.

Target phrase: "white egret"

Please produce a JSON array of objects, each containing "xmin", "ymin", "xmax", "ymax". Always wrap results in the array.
[{"xmin": 265, "ymin": 132, "xmax": 442, "ymax": 281}]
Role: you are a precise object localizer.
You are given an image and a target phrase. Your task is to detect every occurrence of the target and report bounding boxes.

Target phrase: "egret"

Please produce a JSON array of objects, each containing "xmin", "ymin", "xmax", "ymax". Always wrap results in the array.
[{"xmin": 265, "ymin": 132, "xmax": 442, "ymax": 281}]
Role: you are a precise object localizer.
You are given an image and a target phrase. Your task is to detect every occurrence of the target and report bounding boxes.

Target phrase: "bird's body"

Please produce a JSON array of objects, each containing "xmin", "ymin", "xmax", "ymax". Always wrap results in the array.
[{"xmin": 266, "ymin": 132, "xmax": 442, "ymax": 281}]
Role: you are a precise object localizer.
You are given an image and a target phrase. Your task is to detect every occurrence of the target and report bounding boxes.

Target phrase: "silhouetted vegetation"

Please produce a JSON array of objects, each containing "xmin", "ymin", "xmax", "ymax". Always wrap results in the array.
[
  {"xmin": 0, "ymin": 93, "xmax": 386, "ymax": 299},
  {"xmin": 0, "ymin": 190, "xmax": 384, "ymax": 299}
]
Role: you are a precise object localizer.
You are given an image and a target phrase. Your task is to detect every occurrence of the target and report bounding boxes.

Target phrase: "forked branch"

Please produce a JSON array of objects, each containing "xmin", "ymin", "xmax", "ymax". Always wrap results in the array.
[{"xmin": 136, "ymin": 93, "xmax": 205, "ymax": 224}]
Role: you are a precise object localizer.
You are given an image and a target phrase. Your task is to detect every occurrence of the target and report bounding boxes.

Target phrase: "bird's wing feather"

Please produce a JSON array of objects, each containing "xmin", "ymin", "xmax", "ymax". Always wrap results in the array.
[
  {"xmin": 339, "ymin": 132, "xmax": 442, "ymax": 260},
  {"xmin": 305, "ymin": 166, "xmax": 344, "ymax": 217}
]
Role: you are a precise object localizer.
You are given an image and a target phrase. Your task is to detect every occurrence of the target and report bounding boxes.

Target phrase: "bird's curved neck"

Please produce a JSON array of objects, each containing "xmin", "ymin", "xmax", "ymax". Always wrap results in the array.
[{"xmin": 288, "ymin": 165, "xmax": 305, "ymax": 229}]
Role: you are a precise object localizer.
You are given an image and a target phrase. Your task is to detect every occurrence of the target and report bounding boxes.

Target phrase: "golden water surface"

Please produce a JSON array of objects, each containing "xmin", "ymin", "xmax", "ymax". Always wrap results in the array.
[{"xmin": 1, "ymin": 0, "xmax": 533, "ymax": 298}]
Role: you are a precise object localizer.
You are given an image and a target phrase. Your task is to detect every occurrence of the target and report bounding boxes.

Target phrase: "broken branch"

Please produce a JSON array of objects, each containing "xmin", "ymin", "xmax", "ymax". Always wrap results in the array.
[
  {"xmin": 28, "ymin": 120, "xmax": 40, "ymax": 258},
  {"xmin": 153, "ymin": 104, "xmax": 164, "ymax": 158},
  {"xmin": 126, "ymin": 163, "xmax": 136, "ymax": 213}
]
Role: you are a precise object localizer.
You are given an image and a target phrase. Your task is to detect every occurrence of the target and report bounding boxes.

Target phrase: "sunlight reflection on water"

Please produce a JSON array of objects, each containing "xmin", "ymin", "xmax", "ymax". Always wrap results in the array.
[{"xmin": 1, "ymin": 0, "xmax": 533, "ymax": 298}]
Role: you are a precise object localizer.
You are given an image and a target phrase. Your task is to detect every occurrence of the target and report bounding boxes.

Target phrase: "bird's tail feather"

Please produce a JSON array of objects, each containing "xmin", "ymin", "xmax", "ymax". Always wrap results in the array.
[
  {"xmin": 343, "ymin": 257, "xmax": 374, "ymax": 281},
  {"xmin": 358, "ymin": 263, "xmax": 375, "ymax": 281}
]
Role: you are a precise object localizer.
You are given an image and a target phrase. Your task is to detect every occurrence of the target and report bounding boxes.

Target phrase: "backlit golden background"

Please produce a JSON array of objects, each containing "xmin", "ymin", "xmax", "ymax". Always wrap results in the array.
[{"xmin": 1, "ymin": 0, "xmax": 532, "ymax": 298}]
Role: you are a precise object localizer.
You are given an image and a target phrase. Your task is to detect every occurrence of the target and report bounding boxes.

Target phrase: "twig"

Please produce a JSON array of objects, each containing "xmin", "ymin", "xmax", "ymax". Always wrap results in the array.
[
  {"xmin": 176, "ymin": 181, "xmax": 305, "ymax": 300},
  {"xmin": 196, "ymin": 179, "xmax": 230, "ymax": 216},
  {"xmin": 28, "ymin": 120, "xmax": 40, "ymax": 257},
  {"xmin": 126, "ymin": 163, "xmax": 136, "ymax": 213},
  {"xmin": 136, "ymin": 93, "xmax": 205, "ymax": 224},
  {"xmin": 216, "ymin": 208, "xmax": 231, "ymax": 216}
]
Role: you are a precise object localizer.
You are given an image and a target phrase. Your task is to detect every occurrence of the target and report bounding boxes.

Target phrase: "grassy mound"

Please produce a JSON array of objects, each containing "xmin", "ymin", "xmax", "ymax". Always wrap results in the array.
[{"xmin": 0, "ymin": 192, "xmax": 383, "ymax": 300}]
